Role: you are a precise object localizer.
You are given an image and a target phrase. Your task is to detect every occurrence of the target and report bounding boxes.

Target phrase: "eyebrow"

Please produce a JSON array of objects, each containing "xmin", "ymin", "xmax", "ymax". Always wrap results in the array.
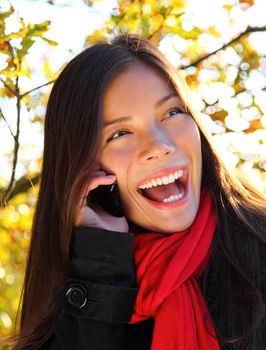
[
  {"xmin": 155, "ymin": 92, "xmax": 178, "ymax": 109},
  {"xmin": 103, "ymin": 92, "xmax": 179, "ymax": 128}
]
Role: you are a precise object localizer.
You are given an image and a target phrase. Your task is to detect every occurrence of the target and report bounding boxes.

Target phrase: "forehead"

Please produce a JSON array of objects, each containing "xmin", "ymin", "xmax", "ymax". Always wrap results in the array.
[{"xmin": 102, "ymin": 62, "xmax": 176, "ymax": 114}]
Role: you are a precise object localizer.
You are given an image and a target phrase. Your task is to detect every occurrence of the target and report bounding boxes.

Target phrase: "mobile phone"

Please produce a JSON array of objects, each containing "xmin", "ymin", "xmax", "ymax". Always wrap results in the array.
[{"xmin": 87, "ymin": 183, "xmax": 124, "ymax": 217}]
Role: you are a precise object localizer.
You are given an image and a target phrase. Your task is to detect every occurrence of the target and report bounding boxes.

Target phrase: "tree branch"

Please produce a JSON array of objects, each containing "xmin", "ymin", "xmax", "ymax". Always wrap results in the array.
[
  {"xmin": 20, "ymin": 79, "xmax": 56, "ymax": 99},
  {"xmin": 0, "ymin": 42, "xmax": 17, "ymax": 96},
  {"xmin": 0, "ymin": 40, "xmax": 53, "ymax": 205},
  {"xmin": 180, "ymin": 26, "xmax": 266, "ymax": 69},
  {"xmin": 0, "ymin": 174, "xmax": 40, "ymax": 207},
  {"xmin": 0, "ymin": 77, "xmax": 16, "ymax": 96},
  {"xmin": 0, "ymin": 108, "xmax": 15, "ymax": 139},
  {"xmin": 3, "ymin": 76, "xmax": 21, "ymax": 203},
  {"xmin": 147, "ymin": 24, "xmax": 164, "ymax": 44}
]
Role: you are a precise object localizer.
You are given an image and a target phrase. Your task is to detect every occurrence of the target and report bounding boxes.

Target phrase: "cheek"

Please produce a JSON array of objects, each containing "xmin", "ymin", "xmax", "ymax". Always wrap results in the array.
[
  {"xmin": 186, "ymin": 120, "xmax": 202, "ymax": 186},
  {"xmin": 169, "ymin": 116, "xmax": 201, "ymax": 152},
  {"xmin": 189, "ymin": 120, "xmax": 202, "ymax": 164},
  {"xmin": 99, "ymin": 142, "xmax": 136, "ymax": 177},
  {"xmin": 170, "ymin": 117, "xmax": 202, "ymax": 177}
]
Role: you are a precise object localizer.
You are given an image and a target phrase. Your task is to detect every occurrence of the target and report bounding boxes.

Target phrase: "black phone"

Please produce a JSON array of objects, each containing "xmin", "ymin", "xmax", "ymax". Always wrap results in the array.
[{"xmin": 87, "ymin": 183, "xmax": 124, "ymax": 217}]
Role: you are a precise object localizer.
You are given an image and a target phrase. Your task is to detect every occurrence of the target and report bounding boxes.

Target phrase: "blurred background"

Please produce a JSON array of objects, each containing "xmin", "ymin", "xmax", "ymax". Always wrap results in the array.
[{"xmin": 0, "ymin": 0, "xmax": 265, "ymax": 347}]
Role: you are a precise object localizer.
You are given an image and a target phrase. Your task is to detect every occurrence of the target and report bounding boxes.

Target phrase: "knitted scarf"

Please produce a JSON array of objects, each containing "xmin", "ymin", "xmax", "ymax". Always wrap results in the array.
[{"xmin": 128, "ymin": 189, "xmax": 220, "ymax": 350}]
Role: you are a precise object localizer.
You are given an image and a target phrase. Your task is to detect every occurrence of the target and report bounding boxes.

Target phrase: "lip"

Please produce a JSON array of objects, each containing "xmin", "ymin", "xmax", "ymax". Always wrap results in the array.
[
  {"xmin": 140, "ymin": 174, "xmax": 189, "ymax": 209},
  {"xmin": 137, "ymin": 165, "xmax": 188, "ymax": 189},
  {"xmin": 137, "ymin": 166, "xmax": 190, "ymax": 209}
]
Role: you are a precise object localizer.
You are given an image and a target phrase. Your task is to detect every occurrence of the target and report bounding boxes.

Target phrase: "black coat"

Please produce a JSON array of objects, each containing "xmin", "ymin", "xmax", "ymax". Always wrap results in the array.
[{"xmin": 43, "ymin": 225, "xmax": 266, "ymax": 350}]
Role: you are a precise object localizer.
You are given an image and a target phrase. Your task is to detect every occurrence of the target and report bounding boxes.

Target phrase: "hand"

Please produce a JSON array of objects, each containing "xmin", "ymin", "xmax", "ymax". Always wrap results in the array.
[{"xmin": 74, "ymin": 170, "xmax": 129, "ymax": 233}]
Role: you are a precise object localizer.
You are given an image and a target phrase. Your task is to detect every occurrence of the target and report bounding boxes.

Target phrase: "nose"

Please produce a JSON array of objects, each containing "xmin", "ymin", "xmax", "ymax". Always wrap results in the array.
[{"xmin": 139, "ymin": 126, "xmax": 176, "ymax": 162}]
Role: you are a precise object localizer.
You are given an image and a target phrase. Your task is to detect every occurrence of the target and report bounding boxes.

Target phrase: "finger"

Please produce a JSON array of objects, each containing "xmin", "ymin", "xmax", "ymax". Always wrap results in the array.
[
  {"xmin": 93, "ymin": 170, "xmax": 109, "ymax": 177},
  {"xmin": 88, "ymin": 175, "xmax": 116, "ymax": 193},
  {"xmin": 79, "ymin": 175, "xmax": 116, "ymax": 207}
]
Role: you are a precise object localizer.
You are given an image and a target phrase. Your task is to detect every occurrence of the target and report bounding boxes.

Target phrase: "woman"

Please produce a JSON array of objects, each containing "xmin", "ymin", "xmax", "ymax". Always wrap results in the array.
[{"xmin": 15, "ymin": 34, "xmax": 266, "ymax": 349}]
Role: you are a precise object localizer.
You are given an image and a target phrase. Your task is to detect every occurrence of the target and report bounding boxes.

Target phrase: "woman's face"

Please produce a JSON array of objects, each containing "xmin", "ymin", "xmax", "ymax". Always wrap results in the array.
[{"xmin": 99, "ymin": 62, "xmax": 202, "ymax": 233}]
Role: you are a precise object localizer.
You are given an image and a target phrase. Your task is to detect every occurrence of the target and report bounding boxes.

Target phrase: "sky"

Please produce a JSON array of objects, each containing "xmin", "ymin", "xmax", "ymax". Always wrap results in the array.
[
  {"xmin": 0, "ymin": 0, "xmax": 266, "ymax": 189},
  {"xmin": 0, "ymin": 0, "xmax": 116, "ymax": 183},
  {"xmin": 5, "ymin": 0, "xmax": 116, "ymax": 67}
]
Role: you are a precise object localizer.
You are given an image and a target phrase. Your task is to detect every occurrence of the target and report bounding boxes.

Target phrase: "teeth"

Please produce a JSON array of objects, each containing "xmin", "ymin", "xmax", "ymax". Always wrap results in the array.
[
  {"xmin": 162, "ymin": 176, "xmax": 169, "ymax": 185},
  {"xmin": 163, "ymin": 190, "xmax": 185, "ymax": 203},
  {"xmin": 139, "ymin": 169, "xmax": 183, "ymax": 189},
  {"xmin": 157, "ymin": 178, "xmax": 163, "ymax": 185},
  {"xmin": 151, "ymin": 179, "xmax": 157, "ymax": 187}
]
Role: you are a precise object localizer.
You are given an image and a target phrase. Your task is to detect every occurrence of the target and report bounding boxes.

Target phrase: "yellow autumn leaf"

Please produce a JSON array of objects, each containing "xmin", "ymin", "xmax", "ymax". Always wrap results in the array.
[{"xmin": 87, "ymin": 30, "xmax": 108, "ymax": 44}]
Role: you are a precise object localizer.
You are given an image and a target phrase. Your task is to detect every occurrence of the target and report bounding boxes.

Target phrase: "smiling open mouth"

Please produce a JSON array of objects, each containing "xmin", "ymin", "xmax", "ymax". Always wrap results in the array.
[{"xmin": 138, "ymin": 168, "xmax": 188, "ymax": 204}]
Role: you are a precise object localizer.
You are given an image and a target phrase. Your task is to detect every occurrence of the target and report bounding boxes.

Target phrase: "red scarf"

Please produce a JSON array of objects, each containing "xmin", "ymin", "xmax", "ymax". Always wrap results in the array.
[{"xmin": 128, "ymin": 189, "xmax": 220, "ymax": 350}]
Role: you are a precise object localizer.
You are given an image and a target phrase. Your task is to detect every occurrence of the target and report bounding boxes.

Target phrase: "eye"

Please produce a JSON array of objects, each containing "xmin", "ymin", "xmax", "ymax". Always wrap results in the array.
[
  {"xmin": 107, "ymin": 129, "xmax": 131, "ymax": 142},
  {"xmin": 165, "ymin": 106, "xmax": 185, "ymax": 118}
]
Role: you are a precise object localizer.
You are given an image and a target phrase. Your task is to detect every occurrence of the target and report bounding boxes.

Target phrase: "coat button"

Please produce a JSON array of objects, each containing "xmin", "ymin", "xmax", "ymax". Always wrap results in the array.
[{"xmin": 65, "ymin": 283, "xmax": 87, "ymax": 308}]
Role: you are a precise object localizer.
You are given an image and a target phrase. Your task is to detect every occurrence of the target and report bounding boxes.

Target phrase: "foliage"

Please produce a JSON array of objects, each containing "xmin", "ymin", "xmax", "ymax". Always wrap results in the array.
[
  {"xmin": 0, "ymin": 0, "xmax": 266, "ymax": 345},
  {"xmin": 86, "ymin": 0, "xmax": 266, "ymax": 191},
  {"xmin": 87, "ymin": 0, "xmax": 188, "ymax": 45},
  {"xmin": 0, "ymin": 3, "xmax": 56, "ymax": 346},
  {"xmin": 0, "ymin": 187, "xmax": 37, "ymax": 344},
  {"xmin": 0, "ymin": 3, "xmax": 57, "ymax": 205},
  {"xmin": 0, "ymin": 5, "xmax": 56, "ymax": 96}
]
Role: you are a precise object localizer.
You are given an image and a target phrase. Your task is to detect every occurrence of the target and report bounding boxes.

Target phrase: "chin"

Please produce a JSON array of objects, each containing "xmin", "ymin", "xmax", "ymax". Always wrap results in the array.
[
  {"xmin": 124, "ymin": 190, "xmax": 200, "ymax": 233},
  {"xmin": 128, "ymin": 213, "xmax": 195, "ymax": 234},
  {"xmin": 149, "ymin": 220, "xmax": 194, "ymax": 234}
]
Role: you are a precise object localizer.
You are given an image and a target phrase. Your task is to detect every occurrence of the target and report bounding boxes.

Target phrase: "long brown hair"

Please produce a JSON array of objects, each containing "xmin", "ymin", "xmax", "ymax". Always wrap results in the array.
[{"xmin": 14, "ymin": 34, "xmax": 266, "ymax": 349}]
